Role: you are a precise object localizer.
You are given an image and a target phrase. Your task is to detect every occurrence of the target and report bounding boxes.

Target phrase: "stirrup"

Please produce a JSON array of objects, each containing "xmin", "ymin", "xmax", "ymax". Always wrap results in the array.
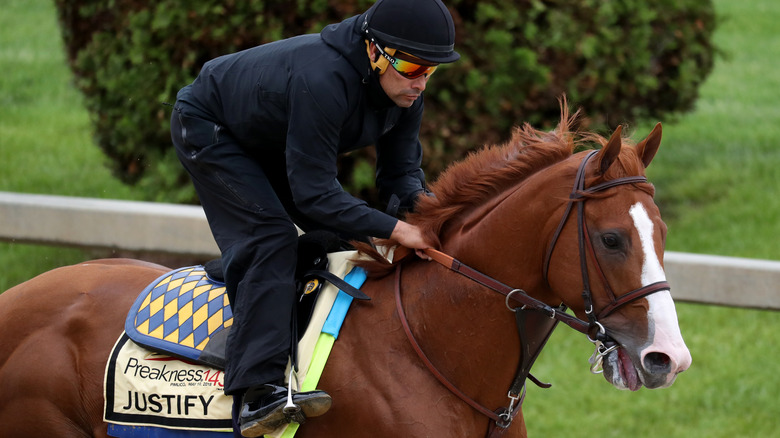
[{"xmin": 282, "ymin": 372, "xmax": 301, "ymax": 416}]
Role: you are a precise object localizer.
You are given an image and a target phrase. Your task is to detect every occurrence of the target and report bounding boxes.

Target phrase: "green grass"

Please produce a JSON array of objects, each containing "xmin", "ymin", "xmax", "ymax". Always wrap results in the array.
[
  {"xmin": 0, "ymin": 1, "xmax": 778, "ymax": 437},
  {"xmin": 636, "ymin": 1, "xmax": 780, "ymax": 260},
  {"xmin": 526, "ymin": 3, "xmax": 780, "ymax": 435},
  {"xmin": 525, "ymin": 304, "xmax": 778, "ymax": 438},
  {"xmin": 0, "ymin": 0, "xmax": 145, "ymax": 290},
  {"xmin": 0, "ymin": 0, "xmax": 142, "ymax": 199}
]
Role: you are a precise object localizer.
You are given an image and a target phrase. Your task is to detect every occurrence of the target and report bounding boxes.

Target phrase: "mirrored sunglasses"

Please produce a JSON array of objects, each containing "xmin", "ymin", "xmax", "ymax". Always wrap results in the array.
[{"xmin": 375, "ymin": 43, "xmax": 438, "ymax": 79}]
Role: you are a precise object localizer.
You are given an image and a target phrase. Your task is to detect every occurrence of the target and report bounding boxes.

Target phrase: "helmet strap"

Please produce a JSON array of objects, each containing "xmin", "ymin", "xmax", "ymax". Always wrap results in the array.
[{"xmin": 365, "ymin": 40, "xmax": 395, "ymax": 76}]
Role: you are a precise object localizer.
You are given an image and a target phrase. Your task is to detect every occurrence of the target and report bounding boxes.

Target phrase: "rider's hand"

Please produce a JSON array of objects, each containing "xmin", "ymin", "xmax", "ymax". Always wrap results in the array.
[{"xmin": 390, "ymin": 220, "xmax": 433, "ymax": 260}]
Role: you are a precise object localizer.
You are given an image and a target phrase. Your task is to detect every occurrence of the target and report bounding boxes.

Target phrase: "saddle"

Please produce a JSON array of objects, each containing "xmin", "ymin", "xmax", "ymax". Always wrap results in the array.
[
  {"xmin": 108, "ymin": 231, "xmax": 369, "ymax": 436},
  {"xmin": 124, "ymin": 231, "xmax": 368, "ymax": 369}
]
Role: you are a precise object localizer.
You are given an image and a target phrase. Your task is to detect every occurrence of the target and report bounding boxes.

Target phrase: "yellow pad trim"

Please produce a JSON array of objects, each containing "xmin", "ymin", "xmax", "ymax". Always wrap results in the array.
[{"xmin": 302, "ymin": 333, "xmax": 336, "ymax": 391}]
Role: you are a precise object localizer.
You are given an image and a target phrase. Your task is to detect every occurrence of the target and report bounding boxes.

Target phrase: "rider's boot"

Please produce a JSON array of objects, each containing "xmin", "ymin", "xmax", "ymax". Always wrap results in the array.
[{"xmin": 239, "ymin": 383, "xmax": 332, "ymax": 437}]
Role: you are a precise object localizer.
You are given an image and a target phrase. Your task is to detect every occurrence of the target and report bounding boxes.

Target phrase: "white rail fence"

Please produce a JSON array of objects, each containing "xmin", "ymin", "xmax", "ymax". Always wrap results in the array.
[{"xmin": 1, "ymin": 191, "xmax": 778, "ymax": 310}]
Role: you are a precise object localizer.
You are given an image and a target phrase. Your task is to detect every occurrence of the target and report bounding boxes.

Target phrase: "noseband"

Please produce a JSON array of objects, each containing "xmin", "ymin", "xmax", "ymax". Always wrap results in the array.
[{"xmin": 394, "ymin": 150, "xmax": 670, "ymax": 434}]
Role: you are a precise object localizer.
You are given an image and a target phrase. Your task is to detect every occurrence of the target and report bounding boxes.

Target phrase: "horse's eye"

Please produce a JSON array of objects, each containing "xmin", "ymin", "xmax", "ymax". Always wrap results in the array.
[{"xmin": 602, "ymin": 234, "xmax": 620, "ymax": 249}]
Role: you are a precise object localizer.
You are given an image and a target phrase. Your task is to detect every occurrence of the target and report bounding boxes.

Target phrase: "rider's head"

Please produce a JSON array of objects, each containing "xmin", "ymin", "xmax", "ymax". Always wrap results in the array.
[{"xmin": 362, "ymin": 0, "xmax": 459, "ymax": 79}]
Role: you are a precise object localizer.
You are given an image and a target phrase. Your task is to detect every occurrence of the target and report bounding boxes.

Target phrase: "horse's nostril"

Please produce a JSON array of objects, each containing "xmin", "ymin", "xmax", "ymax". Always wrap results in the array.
[{"xmin": 643, "ymin": 352, "xmax": 672, "ymax": 374}]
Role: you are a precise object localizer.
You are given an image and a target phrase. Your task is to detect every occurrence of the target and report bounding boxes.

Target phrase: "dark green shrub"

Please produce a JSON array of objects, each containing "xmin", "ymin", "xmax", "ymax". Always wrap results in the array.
[{"xmin": 54, "ymin": 0, "xmax": 716, "ymax": 204}]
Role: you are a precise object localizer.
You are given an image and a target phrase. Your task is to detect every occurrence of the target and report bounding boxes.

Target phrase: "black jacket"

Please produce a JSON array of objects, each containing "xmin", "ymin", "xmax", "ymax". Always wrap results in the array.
[{"xmin": 176, "ymin": 14, "xmax": 427, "ymax": 239}]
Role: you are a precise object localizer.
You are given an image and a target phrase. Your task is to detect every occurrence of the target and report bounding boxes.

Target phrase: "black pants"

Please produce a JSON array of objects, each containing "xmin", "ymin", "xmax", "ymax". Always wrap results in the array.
[{"xmin": 172, "ymin": 106, "xmax": 300, "ymax": 396}]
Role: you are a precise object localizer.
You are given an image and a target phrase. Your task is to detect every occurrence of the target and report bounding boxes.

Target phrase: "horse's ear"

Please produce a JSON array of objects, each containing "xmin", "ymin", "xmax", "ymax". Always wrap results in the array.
[
  {"xmin": 635, "ymin": 122, "xmax": 662, "ymax": 168},
  {"xmin": 596, "ymin": 125, "xmax": 623, "ymax": 175}
]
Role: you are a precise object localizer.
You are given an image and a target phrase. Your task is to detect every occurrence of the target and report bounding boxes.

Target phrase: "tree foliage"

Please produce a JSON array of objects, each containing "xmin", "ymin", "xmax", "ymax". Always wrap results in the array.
[{"xmin": 54, "ymin": 0, "xmax": 716, "ymax": 204}]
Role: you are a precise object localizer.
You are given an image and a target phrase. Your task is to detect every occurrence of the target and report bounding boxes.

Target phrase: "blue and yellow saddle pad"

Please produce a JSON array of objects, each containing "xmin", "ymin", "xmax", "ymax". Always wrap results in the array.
[
  {"xmin": 116, "ymin": 254, "xmax": 367, "ymax": 438},
  {"xmin": 125, "ymin": 266, "xmax": 232, "ymax": 368}
]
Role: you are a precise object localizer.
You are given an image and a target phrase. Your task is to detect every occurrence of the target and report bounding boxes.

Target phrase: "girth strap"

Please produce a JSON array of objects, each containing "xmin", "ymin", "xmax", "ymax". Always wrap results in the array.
[{"xmin": 301, "ymin": 270, "xmax": 371, "ymax": 301}]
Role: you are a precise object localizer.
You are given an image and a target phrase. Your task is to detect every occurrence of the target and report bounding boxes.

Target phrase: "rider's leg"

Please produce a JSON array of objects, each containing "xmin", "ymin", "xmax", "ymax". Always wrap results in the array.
[{"xmin": 172, "ymin": 108, "xmax": 331, "ymax": 437}]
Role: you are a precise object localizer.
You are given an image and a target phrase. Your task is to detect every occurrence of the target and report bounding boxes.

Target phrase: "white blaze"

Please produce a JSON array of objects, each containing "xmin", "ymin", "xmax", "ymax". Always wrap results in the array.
[
  {"xmin": 629, "ymin": 203, "xmax": 692, "ymax": 381},
  {"xmin": 629, "ymin": 203, "xmax": 665, "ymax": 285}
]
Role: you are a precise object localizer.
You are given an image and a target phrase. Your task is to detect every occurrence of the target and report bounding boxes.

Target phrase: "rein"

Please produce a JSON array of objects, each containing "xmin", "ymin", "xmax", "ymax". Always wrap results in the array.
[
  {"xmin": 393, "ymin": 265, "xmax": 517, "ymax": 425},
  {"xmin": 420, "ymin": 248, "xmax": 588, "ymax": 334},
  {"xmin": 393, "ymin": 150, "xmax": 671, "ymax": 434}
]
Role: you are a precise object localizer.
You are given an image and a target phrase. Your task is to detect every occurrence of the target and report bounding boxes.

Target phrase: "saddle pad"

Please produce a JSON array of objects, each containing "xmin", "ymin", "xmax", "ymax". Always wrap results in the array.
[
  {"xmin": 103, "ymin": 332, "xmax": 233, "ymax": 434},
  {"xmin": 118, "ymin": 251, "xmax": 368, "ymax": 438},
  {"xmin": 125, "ymin": 266, "xmax": 232, "ymax": 367}
]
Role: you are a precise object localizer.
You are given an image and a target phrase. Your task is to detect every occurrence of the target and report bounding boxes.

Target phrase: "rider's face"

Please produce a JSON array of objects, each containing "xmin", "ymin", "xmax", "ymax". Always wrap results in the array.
[
  {"xmin": 370, "ymin": 43, "xmax": 432, "ymax": 108},
  {"xmin": 379, "ymin": 66, "xmax": 429, "ymax": 108}
]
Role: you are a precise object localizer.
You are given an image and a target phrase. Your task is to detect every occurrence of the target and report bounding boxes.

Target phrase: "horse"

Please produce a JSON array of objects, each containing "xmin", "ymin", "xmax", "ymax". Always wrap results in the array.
[{"xmin": 0, "ymin": 107, "xmax": 691, "ymax": 437}]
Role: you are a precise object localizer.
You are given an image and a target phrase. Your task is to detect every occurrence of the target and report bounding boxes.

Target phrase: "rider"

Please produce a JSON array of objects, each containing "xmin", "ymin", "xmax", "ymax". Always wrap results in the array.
[{"xmin": 171, "ymin": 0, "xmax": 459, "ymax": 435}]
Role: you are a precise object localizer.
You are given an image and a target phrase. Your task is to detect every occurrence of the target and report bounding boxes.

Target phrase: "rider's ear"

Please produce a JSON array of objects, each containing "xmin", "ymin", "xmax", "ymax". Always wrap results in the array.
[
  {"xmin": 366, "ymin": 41, "xmax": 389, "ymax": 74},
  {"xmin": 634, "ymin": 123, "xmax": 662, "ymax": 168},
  {"xmin": 596, "ymin": 125, "xmax": 623, "ymax": 175}
]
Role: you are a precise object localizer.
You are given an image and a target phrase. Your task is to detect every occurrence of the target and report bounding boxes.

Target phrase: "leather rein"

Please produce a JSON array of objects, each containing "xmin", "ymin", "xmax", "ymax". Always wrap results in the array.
[{"xmin": 392, "ymin": 150, "xmax": 670, "ymax": 434}]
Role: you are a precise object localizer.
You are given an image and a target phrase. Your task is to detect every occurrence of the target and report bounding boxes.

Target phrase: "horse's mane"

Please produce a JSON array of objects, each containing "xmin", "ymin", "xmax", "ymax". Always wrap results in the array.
[
  {"xmin": 354, "ymin": 103, "xmax": 644, "ymax": 276},
  {"xmin": 410, "ymin": 105, "xmax": 580, "ymax": 244}
]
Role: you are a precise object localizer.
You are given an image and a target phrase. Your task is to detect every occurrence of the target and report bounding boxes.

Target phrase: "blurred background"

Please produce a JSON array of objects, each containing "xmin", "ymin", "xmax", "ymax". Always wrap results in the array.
[{"xmin": 0, "ymin": 1, "xmax": 777, "ymax": 436}]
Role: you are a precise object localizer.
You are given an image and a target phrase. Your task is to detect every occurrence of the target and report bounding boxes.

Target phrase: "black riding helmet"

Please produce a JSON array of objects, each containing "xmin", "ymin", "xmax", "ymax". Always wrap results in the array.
[{"xmin": 360, "ymin": 0, "xmax": 460, "ymax": 64}]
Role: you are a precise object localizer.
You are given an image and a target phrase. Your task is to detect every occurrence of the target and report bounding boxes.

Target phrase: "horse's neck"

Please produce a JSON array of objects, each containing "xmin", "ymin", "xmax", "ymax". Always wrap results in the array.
[
  {"xmin": 399, "ymin": 261, "xmax": 523, "ymax": 410},
  {"xmin": 440, "ymin": 171, "xmax": 570, "ymax": 302},
  {"xmin": 320, "ymin": 267, "xmax": 528, "ymax": 435}
]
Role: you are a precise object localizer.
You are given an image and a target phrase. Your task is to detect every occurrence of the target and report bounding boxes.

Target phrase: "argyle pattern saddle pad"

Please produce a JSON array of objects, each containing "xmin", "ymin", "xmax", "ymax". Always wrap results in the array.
[
  {"xmin": 117, "ymin": 252, "xmax": 366, "ymax": 438},
  {"xmin": 125, "ymin": 266, "xmax": 232, "ymax": 368}
]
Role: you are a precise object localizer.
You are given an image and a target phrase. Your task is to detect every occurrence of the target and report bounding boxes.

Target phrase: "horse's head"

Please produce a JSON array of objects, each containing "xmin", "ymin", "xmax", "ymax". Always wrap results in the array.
[
  {"xmin": 543, "ymin": 123, "xmax": 692, "ymax": 391},
  {"xmin": 360, "ymin": 104, "xmax": 691, "ymax": 399}
]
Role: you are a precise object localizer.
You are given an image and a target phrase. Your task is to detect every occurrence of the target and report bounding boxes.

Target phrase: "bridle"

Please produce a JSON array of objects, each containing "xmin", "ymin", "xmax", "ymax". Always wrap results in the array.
[
  {"xmin": 393, "ymin": 150, "xmax": 670, "ymax": 435},
  {"xmin": 543, "ymin": 150, "xmax": 670, "ymax": 334}
]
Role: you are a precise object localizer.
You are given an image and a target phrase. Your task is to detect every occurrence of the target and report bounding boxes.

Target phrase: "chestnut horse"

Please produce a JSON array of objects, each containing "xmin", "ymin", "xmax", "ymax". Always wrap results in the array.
[{"xmin": 0, "ymin": 109, "xmax": 691, "ymax": 437}]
